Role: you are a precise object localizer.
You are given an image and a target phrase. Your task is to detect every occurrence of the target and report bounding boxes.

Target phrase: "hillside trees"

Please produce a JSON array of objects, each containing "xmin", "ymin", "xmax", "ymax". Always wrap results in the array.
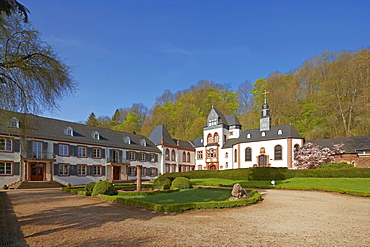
[{"xmin": 0, "ymin": 12, "xmax": 75, "ymax": 114}]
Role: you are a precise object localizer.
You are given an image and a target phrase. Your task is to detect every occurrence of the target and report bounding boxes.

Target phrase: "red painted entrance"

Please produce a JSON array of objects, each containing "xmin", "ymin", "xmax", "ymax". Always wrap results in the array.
[
  {"xmin": 31, "ymin": 164, "xmax": 45, "ymax": 181},
  {"xmin": 113, "ymin": 166, "xmax": 120, "ymax": 180}
]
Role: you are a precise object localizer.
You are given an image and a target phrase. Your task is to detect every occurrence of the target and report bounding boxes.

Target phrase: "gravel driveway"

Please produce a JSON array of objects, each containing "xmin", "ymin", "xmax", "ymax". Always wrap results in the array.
[{"xmin": 1, "ymin": 188, "xmax": 369, "ymax": 246}]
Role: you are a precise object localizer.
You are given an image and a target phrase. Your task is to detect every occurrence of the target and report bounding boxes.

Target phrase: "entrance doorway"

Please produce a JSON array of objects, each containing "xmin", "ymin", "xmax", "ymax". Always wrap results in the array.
[
  {"xmin": 258, "ymin": 155, "xmax": 267, "ymax": 167},
  {"xmin": 31, "ymin": 164, "xmax": 45, "ymax": 181},
  {"xmin": 209, "ymin": 165, "xmax": 217, "ymax": 170},
  {"xmin": 113, "ymin": 166, "xmax": 120, "ymax": 180}
]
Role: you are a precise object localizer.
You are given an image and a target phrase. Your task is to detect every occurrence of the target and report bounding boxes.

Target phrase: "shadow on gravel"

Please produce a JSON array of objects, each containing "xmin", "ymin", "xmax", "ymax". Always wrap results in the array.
[
  {"xmin": 0, "ymin": 191, "xmax": 28, "ymax": 247},
  {"xmin": 7, "ymin": 189, "xmax": 168, "ymax": 241}
]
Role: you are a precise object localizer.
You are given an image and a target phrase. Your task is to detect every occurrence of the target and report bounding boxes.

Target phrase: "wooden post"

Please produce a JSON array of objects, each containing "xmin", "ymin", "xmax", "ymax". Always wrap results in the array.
[{"xmin": 136, "ymin": 165, "xmax": 142, "ymax": 191}]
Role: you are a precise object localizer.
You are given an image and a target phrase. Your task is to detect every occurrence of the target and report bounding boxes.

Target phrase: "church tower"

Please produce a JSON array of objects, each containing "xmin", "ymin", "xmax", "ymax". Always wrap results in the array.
[{"xmin": 260, "ymin": 90, "xmax": 271, "ymax": 131}]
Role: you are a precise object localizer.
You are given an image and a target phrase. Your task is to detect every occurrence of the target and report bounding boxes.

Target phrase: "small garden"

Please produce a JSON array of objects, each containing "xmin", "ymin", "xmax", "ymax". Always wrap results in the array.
[{"xmin": 63, "ymin": 177, "xmax": 262, "ymax": 212}]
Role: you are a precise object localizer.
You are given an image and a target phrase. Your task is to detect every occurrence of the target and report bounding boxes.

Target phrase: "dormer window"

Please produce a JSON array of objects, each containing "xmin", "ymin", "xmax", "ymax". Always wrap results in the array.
[
  {"xmin": 261, "ymin": 132, "xmax": 266, "ymax": 137},
  {"xmin": 247, "ymin": 133, "xmax": 251, "ymax": 138},
  {"xmin": 92, "ymin": 131, "xmax": 99, "ymax": 140},
  {"xmin": 125, "ymin": 136, "xmax": 131, "ymax": 144},
  {"xmin": 140, "ymin": 139, "xmax": 146, "ymax": 146},
  {"xmin": 10, "ymin": 117, "xmax": 19, "ymax": 128},
  {"xmin": 65, "ymin": 126, "xmax": 73, "ymax": 136},
  {"xmin": 208, "ymin": 119, "xmax": 217, "ymax": 126},
  {"xmin": 278, "ymin": 129, "xmax": 283, "ymax": 135}
]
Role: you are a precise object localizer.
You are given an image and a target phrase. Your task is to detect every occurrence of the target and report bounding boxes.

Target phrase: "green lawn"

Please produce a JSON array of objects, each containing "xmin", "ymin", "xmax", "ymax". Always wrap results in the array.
[
  {"xmin": 118, "ymin": 188, "xmax": 232, "ymax": 204},
  {"xmin": 190, "ymin": 178, "xmax": 370, "ymax": 193}
]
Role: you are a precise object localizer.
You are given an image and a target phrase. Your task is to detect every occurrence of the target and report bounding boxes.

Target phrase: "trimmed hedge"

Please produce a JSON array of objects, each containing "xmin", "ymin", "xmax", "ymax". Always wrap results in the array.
[
  {"xmin": 117, "ymin": 189, "xmax": 179, "ymax": 197},
  {"xmin": 92, "ymin": 181, "xmax": 117, "ymax": 196},
  {"xmin": 171, "ymin": 177, "xmax": 192, "ymax": 189},
  {"xmin": 97, "ymin": 188, "xmax": 263, "ymax": 212},
  {"xmin": 161, "ymin": 167, "xmax": 370, "ymax": 181},
  {"xmin": 153, "ymin": 177, "xmax": 172, "ymax": 189},
  {"xmin": 62, "ymin": 187, "xmax": 91, "ymax": 196},
  {"xmin": 85, "ymin": 183, "xmax": 95, "ymax": 192}
]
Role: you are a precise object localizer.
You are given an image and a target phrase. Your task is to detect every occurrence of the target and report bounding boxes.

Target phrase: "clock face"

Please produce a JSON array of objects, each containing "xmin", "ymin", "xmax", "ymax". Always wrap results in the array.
[{"xmin": 260, "ymin": 118, "xmax": 270, "ymax": 131}]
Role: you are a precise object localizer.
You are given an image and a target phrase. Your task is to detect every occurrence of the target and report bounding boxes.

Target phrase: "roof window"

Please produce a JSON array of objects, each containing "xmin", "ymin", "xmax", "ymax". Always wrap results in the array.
[
  {"xmin": 278, "ymin": 129, "xmax": 283, "ymax": 135},
  {"xmin": 125, "ymin": 136, "xmax": 131, "ymax": 144},
  {"xmin": 65, "ymin": 126, "xmax": 73, "ymax": 136},
  {"xmin": 92, "ymin": 131, "xmax": 99, "ymax": 140},
  {"xmin": 10, "ymin": 117, "xmax": 19, "ymax": 128}
]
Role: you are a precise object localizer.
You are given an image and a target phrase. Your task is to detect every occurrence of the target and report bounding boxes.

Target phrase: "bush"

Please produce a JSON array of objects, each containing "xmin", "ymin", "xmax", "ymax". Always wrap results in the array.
[
  {"xmin": 92, "ymin": 181, "xmax": 117, "ymax": 196},
  {"xmin": 171, "ymin": 177, "xmax": 192, "ymax": 189},
  {"xmin": 317, "ymin": 162, "xmax": 355, "ymax": 169},
  {"xmin": 85, "ymin": 183, "xmax": 96, "ymax": 192},
  {"xmin": 153, "ymin": 177, "xmax": 172, "ymax": 189}
]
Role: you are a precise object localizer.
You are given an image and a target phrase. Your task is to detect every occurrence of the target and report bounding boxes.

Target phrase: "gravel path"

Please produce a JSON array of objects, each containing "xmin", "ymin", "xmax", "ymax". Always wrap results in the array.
[{"xmin": 2, "ymin": 188, "xmax": 370, "ymax": 246}]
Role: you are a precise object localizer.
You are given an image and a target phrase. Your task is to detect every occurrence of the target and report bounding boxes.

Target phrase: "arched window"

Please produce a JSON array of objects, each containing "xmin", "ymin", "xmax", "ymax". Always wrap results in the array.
[
  {"xmin": 171, "ymin": 150, "xmax": 176, "ymax": 161},
  {"xmin": 234, "ymin": 149, "xmax": 238, "ymax": 163},
  {"xmin": 125, "ymin": 136, "xmax": 131, "ymax": 144},
  {"xmin": 275, "ymin": 145, "xmax": 282, "ymax": 160},
  {"xmin": 207, "ymin": 133, "xmax": 213, "ymax": 143},
  {"xmin": 278, "ymin": 129, "xmax": 283, "ymax": 135},
  {"xmin": 245, "ymin": 147, "xmax": 252, "ymax": 161},
  {"xmin": 182, "ymin": 151, "xmax": 186, "ymax": 162},
  {"xmin": 92, "ymin": 131, "xmax": 99, "ymax": 140},
  {"xmin": 140, "ymin": 139, "xmax": 146, "ymax": 146},
  {"xmin": 294, "ymin": 144, "xmax": 300, "ymax": 153},
  {"xmin": 214, "ymin": 132, "xmax": 219, "ymax": 142},
  {"xmin": 165, "ymin": 149, "xmax": 170, "ymax": 160},
  {"xmin": 187, "ymin": 152, "xmax": 190, "ymax": 162},
  {"xmin": 247, "ymin": 133, "xmax": 251, "ymax": 138},
  {"xmin": 225, "ymin": 152, "xmax": 228, "ymax": 158},
  {"xmin": 65, "ymin": 126, "xmax": 73, "ymax": 136},
  {"xmin": 10, "ymin": 117, "xmax": 19, "ymax": 128}
]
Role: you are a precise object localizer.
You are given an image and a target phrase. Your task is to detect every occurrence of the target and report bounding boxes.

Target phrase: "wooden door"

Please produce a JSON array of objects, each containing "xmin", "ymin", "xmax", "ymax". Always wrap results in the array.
[
  {"xmin": 258, "ymin": 155, "xmax": 267, "ymax": 167},
  {"xmin": 31, "ymin": 164, "xmax": 45, "ymax": 181},
  {"xmin": 113, "ymin": 166, "xmax": 120, "ymax": 180}
]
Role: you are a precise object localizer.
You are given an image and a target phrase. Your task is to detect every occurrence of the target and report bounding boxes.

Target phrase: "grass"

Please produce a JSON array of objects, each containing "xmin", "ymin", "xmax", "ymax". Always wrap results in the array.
[
  {"xmin": 190, "ymin": 178, "xmax": 370, "ymax": 193},
  {"xmin": 118, "ymin": 188, "xmax": 232, "ymax": 204}
]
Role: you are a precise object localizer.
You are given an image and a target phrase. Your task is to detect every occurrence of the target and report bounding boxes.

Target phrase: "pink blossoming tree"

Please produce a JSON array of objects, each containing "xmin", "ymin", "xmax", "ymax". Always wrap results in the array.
[{"xmin": 293, "ymin": 142, "xmax": 345, "ymax": 169}]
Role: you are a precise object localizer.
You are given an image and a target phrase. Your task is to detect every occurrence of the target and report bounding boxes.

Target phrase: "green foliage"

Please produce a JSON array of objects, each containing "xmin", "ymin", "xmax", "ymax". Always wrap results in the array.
[
  {"xmin": 85, "ymin": 183, "xmax": 95, "ymax": 192},
  {"xmin": 170, "ymin": 177, "xmax": 192, "ymax": 189},
  {"xmin": 317, "ymin": 162, "xmax": 354, "ymax": 169},
  {"xmin": 117, "ymin": 189, "xmax": 179, "ymax": 197},
  {"xmin": 153, "ymin": 177, "xmax": 172, "ymax": 189},
  {"xmin": 92, "ymin": 181, "xmax": 117, "ymax": 196}
]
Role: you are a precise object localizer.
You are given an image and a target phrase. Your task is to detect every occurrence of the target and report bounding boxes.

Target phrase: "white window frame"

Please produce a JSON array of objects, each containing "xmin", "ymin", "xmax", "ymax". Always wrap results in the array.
[
  {"xmin": 59, "ymin": 144, "xmax": 69, "ymax": 156},
  {"xmin": 0, "ymin": 162, "xmax": 12, "ymax": 175},
  {"xmin": 0, "ymin": 138, "xmax": 12, "ymax": 152},
  {"xmin": 78, "ymin": 146, "xmax": 87, "ymax": 157},
  {"xmin": 77, "ymin": 165, "xmax": 87, "ymax": 176},
  {"xmin": 32, "ymin": 141, "xmax": 42, "ymax": 159},
  {"xmin": 93, "ymin": 165, "xmax": 101, "ymax": 176},
  {"xmin": 93, "ymin": 148, "xmax": 101, "ymax": 158},
  {"xmin": 59, "ymin": 164, "xmax": 69, "ymax": 175},
  {"xmin": 128, "ymin": 166, "xmax": 136, "ymax": 176}
]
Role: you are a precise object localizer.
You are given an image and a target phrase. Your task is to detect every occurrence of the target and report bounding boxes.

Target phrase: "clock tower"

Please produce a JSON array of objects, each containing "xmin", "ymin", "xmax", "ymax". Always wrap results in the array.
[{"xmin": 260, "ymin": 90, "xmax": 271, "ymax": 131}]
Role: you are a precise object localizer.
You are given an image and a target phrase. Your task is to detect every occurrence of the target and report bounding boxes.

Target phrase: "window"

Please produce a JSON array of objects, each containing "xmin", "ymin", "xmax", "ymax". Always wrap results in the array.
[
  {"xmin": 245, "ymin": 147, "xmax": 252, "ymax": 161},
  {"xmin": 78, "ymin": 146, "xmax": 87, "ymax": 157},
  {"xmin": 112, "ymin": 150, "xmax": 120, "ymax": 163},
  {"xmin": 261, "ymin": 132, "xmax": 266, "ymax": 137},
  {"xmin": 275, "ymin": 145, "xmax": 282, "ymax": 160},
  {"xmin": 207, "ymin": 149, "xmax": 216, "ymax": 158},
  {"xmin": 247, "ymin": 133, "xmax": 251, "ymax": 138},
  {"xmin": 92, "ymin": 131, "xmax": 99, "ymax": 140},
  {"xmin": 140, "ymin": 139, "xmax": 146, "ymax": 146},
  {"xmin": 208, "ymin": 119, "xmax": 217, "ymax": 126},
  {"xmin": 150, "ymin": 154, "xmax": 155, "ymax": 162},
  {"xmin": 234, "ymin": 149, "xmax": 237, "ymax": 162},
  {"xmin": 278, "ymin": 129, "xmax": 283, "ymax": 135},
  {"xmin": 294, "ymin": 144, "xmax": 300, "ymax": 153},
  {"xmin": 140, "ymin": 153, "xmax": 146, "ymax": 161},
  {"xmin": 93, "ymin": 166, "xmax": 101, "ymax": 176},
  {"xmin": 182, "ymin": 152, "xmax": 186, "ymax": 162},
  {"xmin": 225, "ymin": 152, "xmax": 228, "ymax": 159},
  {"xmin": 197, "ymin": 151, "xmax": 203, "ymax": 160},
  {"xmin": 32, "ymin": 142, "xmax": 42, "ymax": 159},
  {"xmin": 187, "ymin": 152, "xmax": 190, "ymax": 162},
  {"xmin": 0, "ymin": 162, "xmax": 12, "ymax": 175},
  {"xmin": 93, "ymin": 148, "xmax": 101, "ymax": 158},
  {"xmin": 59, "ymin": 144, "xmax": 69, "ymax": 156},
  {"xmin": 150, "ymin": 168, "xmax": 157, "ymax": 176},
  {"xmin": 59, "ymin": 164, "xmax": 69, "ymax": 175},
  {"xmin": 125, "ymin": 136, "xmax": 131, "ymax": 144},
  {"xmin": 165, "ymin": 149, "xmax": 170, "ymax": 160},
  {"xmin": 128, "ymin": 166, "xmax": 136, "ymax": 176},
  {"xmin": 77, "ymin": 165, "xmax": 87, "ymax": 176},
  {"xmin": 141, "ymin": 167, "xmax": 146, "ymax": 176},
  {"xmin": 0, "ymin": 138, "xmax": 12, "ymax": 152},
  {"xmin": 198, "ymin": 165, "xmax": 203, "ymax": 170},
  {"xmin": 207, "ymin": 133, "xmax": 213, "ymax": 143},
  {"xmin": 214, "ymin": 133, "xmax": 219, "ymax": 142},
  {"xmin": 225, "ymin": 162, "xmax": 228, "ymax": 168},
  {"xmin": 65, "ymin": 127, "xmax": 73, "ymax": 136},
  {"xmin": 171, "ymin": 150, "xmax": 176, "ymax": 161},
  {"xmin": 10, "ymin": 117, "xmax": 19, "ymax": 128},
  {"xmin": 128, "ymin": 151, "xmax": 135, "ymax": 160}
]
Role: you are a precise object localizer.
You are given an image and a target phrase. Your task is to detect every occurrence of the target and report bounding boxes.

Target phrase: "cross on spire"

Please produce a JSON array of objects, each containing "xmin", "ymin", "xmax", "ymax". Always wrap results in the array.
[{"xmin": 262, "ymin": 90, "xmax": 269, "ymax": 104}]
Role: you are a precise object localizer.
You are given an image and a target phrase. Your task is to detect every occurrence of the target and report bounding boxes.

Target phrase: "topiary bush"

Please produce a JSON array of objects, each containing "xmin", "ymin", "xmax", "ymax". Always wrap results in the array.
[
  {"xmin": 92, "ymin": 181, "xmax": 117, "ymax": 196},
  {"xmin": 153, "ymin": 177, "xmax": 172, "ymax": 190},
  {"xmin": 85, "ymin": 182, "xmax": 96, "ymax": 192},
  {"xmin": 171, "ymin": 177, "xmax": 192, "ymax": 189}
]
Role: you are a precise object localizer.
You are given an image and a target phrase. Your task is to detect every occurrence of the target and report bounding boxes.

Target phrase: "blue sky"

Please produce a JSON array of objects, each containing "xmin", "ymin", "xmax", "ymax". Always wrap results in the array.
[{"xmin": 21, "ymin": 0, "xmax": 369, "ymax": 123}]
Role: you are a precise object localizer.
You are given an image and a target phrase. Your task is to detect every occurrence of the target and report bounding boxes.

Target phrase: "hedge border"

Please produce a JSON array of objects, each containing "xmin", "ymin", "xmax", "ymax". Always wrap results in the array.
[{"xmin": 96, "ymin": 187, "xmax": 263, "ymax": 212}]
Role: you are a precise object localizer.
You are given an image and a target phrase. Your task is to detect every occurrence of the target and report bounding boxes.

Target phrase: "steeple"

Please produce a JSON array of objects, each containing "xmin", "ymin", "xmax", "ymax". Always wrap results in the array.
[{"xmin": 260, "ymin": 90, "xmax": 271, "ymax": 131}]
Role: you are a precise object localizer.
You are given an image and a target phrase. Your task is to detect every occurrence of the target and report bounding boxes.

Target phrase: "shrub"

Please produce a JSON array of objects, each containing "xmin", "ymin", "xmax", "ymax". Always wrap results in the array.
[
  {"xmin": 153, "ymin": 177, "xmax": 172, "ymax": 189},
  {"xmin": 317, "ymin": 162, "xmax": 355, "ymax": 169},
  {"xmin": 171, "ymin": 177, "xmax": 192, "ymax": 189},
  {"xmin": 92, "ymin": 181, "xmax": 117, "ymax": 196},
  {"xmin": 85, "ymin": 183, "xmax": 96, "ymax": 192}
]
